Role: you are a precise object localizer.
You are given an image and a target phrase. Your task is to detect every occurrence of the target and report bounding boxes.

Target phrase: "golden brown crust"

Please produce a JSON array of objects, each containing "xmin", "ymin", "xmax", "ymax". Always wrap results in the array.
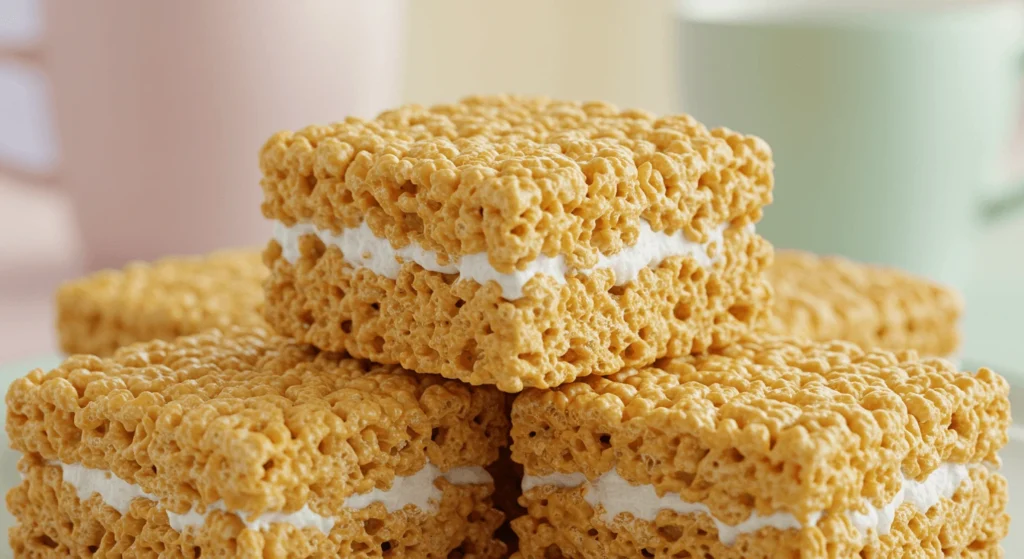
[
  {"xmin": 510, "ymin": 337, "xmax": 1010, "ymax": 524},
  {"xmin": 263, "ymin": 225, "xmax": 772, "ymax": 392},
  {"xmin": 510, "ymin": 466, "xmax": 1007, "ymax": 558},
  {"xmin": 259, "ymin": 95, "xmax": 773, "ymax": 272},
  {"xmin": 767, "ymin": 250, "xmax": 962, "ymax": 357},
  {"xmin": 56, "ymin": 250, "xmax": 266, "ymax": 356},
  {"xmin": 5, "ymin": 328, "xmax": 509, "ymax": 516},
  {"xmin": 9, "ymin": 458, "xmax": 507, "ymax": 559}
]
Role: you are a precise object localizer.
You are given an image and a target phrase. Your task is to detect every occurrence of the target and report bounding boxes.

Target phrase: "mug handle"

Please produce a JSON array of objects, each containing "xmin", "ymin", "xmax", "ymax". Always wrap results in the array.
[
  {"xmin": 980, "ymin": 47, "xmax": 1024, "ymax": 224},
  {"xmin": 981, "ymin": 183, "xmax": 1024, "ymax": 223}
]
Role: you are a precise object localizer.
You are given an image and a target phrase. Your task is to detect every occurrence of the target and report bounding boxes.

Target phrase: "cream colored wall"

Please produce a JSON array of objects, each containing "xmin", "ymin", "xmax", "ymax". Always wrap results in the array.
[{"xmin": 403, "ymin": 0, "xmax": 677, "ymax": 113}]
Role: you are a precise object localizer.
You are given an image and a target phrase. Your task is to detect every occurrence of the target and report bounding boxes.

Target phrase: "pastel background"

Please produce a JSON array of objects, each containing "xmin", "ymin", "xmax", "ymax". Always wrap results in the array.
[
  {"xmin": 1, "ymin": 0, "xmax": 1023, "ymax": 380},
  {"xmin": 0, "ymin": 0, "xmax": 1023, "ymax": 553}
]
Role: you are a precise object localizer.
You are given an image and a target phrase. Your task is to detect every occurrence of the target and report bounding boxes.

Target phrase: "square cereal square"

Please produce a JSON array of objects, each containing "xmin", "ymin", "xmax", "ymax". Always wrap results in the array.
[
  {"xmin": 56, "ymin": 250, "xmax": 266, "ymax": 356},
  {"xmin": 768, "ymin": 250, "xmax": 962, "ymax": 358},
  {"xmin": 6, "ymin": 328, "xmax": 509, "ymax": 558},
  {"xmin": 260, "ymin": 95, "xmax": 774, "ymax": 392},
  {"xmin": 510, "ymin": 337, "xmax": 1010, "ymax": 558}
]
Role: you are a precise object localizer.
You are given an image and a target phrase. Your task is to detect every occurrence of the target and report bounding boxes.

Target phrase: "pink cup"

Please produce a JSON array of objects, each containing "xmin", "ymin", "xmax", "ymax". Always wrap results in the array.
[{"xmin": 3, "ymin": 0, "xmax": 405, "ymax": 271}]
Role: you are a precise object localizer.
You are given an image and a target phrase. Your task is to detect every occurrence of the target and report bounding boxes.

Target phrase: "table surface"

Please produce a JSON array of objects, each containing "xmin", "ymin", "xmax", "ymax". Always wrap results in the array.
[{"xmin": 0, "ymin": 355, "xmax": 1020, "ymax": 557}]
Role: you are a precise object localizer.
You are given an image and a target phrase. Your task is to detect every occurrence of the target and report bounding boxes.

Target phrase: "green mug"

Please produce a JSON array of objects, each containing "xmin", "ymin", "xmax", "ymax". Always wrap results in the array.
[{"xmin": 678, "ymin": 0, "xmax": 1024, "ymax": 292}]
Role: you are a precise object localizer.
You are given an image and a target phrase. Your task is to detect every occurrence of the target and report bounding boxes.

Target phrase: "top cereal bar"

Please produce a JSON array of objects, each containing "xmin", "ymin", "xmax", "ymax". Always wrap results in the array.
[
  {"xmin": 261, "ymin": 95, "xmax": 772, "ymax": 272},
  {"xmin": 259, "ymin": 96, "xmax": 774, "ymax": 391}
]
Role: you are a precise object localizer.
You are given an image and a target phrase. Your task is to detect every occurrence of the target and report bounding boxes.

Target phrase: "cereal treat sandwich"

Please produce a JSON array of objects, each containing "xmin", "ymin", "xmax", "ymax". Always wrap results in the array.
[
  {"xmin": 6, "ymin": 328, "xmax": 509, "ymax": 558},
  {"xmin": 57, "ymin": 250, "xmax": 266, "ymax": 357},
  {"xmin": 510, "ymin": 337, "xmax": 1010, "ymax": 558},
  {"xmin": 260, "ymin": 95, "xmax": 774, "ymax": 392},
  {"xmin": 768, "ymin": 250, "xmax": 962, "ymax": 359}
]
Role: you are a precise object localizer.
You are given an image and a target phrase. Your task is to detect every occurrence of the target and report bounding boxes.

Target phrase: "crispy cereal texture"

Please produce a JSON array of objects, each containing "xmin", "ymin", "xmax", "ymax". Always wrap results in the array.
[
  {"xmin": 260, "ymin": 95, "xmax": 773, "ymax": 271},
  {"xmin": 264, "ymin": 224, "xmax": 771, "ymax": 392},
  {"xmin": 260, "ymin": 95, "xmax": 776, "ymax": 392},
  {"xmin": 9, "ymin": 458, "xmax": 506, "ymax": 559},
  {"xmin": 511, "ymin": 336, "xmax": 1010, "ymax": 524},
  {"xmin": 511, "ymin": 466, "xmax": 1007, "ymax": 559},
  {"xmin": 5, "ymin": 328, "xmax": 509, "ymax": 517},
  {"xmin": 56, "ymin": 250, "xmax": 266, "ymax": 356},
  {"xmin": 767, "ymin": 250, "xmax": 962, "ymax": 357}
]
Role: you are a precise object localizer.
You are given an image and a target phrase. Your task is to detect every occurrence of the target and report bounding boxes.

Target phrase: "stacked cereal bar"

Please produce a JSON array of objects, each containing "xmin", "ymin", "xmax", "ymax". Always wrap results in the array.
[
  {"xmin": 768, "ymin": 250, "xmax": 963, "ymax": 358},
  {"xmin": 56, "ymin": 250, "xmax": 266, "ymax": 356},
  {"xmin": 259, "ymin": 95, "xmax": 774, "ymax": 392},
  {"xmin": 510, "ymin": 337, "xmax": 1010, "ymax": 558},
  {"xmin": 6, "ymin": 329, "xmax": 509, "ymax": 558},
  {"xmin": 15, "ymin": 94, "xmax": 1010, "ymax": 559}
]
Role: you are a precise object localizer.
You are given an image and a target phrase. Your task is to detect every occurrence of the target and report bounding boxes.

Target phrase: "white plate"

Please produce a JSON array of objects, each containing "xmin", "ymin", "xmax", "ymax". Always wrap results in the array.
[{"xmin": 0, "ymin": 355, "xmax": 1021, "ymax": 556}]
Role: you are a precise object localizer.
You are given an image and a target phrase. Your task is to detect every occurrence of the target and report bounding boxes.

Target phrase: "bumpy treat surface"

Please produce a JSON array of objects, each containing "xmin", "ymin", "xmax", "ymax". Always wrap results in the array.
[
  {"xmin": 511, "ymin": 336, "xmax": 1010, "ymax": 523},
  {"xmin": 264, "ymin": 224, "xmax": 771, "ymax": 392},
  {"xmin": 768, "ymin": 250, "xmax": 962, "ymax": 357},
  {"xmin": 511, "ymin": 466, "xmax": 1007, "ymax": 558},
  {"xmin": 259, "ymin": 94, "xmax": 773, "ymax": 272},
  {"xmin": 6, "ymin": 328, "xmax": 509, "ymax": 516},
  {"xmin": 56, "ymin": 250, "xmax": 266, "ymax": 356},
  {"xmin": 9, "ymin": 458, "xmax": 506, "ymax": 559}
]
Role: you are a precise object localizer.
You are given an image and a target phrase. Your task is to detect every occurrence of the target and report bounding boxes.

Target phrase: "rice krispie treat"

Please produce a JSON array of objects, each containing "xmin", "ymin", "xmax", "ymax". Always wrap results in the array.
[
  {"xmin": 57, "ymin": 250, "xmax": 266, "ymax": 356},
  {"xmin": 261, "ymin": 95, "xmax": 774, "ymax": 392},
  {"xmin": 6, "ymin": 328, "xmax": 508, "ymax": 558},
  {"xmin": 510, "ymin": 337, "xmax": 1011, "ymax": 558},
  {"xmin": 768, "ymin": 250, "xmax": 962, "ymax": 358}
]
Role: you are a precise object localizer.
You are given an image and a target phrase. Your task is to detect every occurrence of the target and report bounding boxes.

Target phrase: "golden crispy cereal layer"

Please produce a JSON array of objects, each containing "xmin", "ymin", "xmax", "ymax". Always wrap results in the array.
[
  {"xmin": 8, "ymin": 458, "xmax": 506, "ymax": 559},
  {"xmin": 768, "ymin": 250, "xmax": 962, "ymax": 357},
  {"xmin": 5, "ymin": 328, "xmax": 509, "ymax": 516},
  {"xmin": 264, "ymin": 225, "xmax": 771, "ymax": 392},
  {"xmin": 56, "ymin": 250, "xmax": 266, "ymax": 356},
  {"xmin": 260, "ymin": 95, "xmax": 773, "ymax": 272},
  {"xmin": 511, "ymin": 466, "xmax": 1007, "ymax": 559},
  {"xmin": 511, "ymin": 337, "xmax": 1010, "ymax": 523}
]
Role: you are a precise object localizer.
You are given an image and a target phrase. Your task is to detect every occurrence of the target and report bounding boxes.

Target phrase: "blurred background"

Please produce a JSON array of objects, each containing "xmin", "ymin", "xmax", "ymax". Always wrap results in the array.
[{"xmin": 1, "ymin": 0, "xmax": 1023, "ymax": 378}]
